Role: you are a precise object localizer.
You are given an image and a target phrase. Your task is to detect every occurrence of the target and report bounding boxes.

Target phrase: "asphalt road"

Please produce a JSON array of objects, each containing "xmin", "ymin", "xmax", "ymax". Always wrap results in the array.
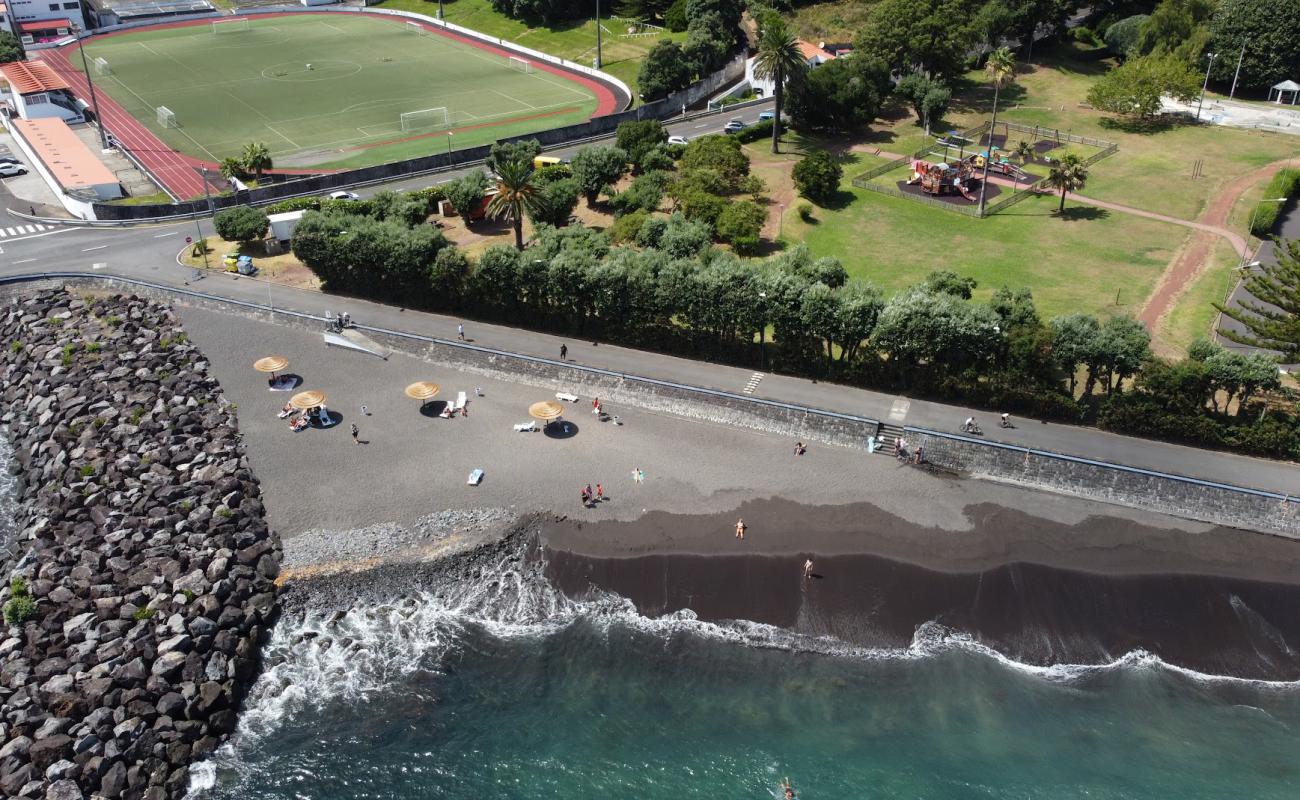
[{"xmin": 2, "ymin": 99, "xmax": 1299, "ymax": 497}]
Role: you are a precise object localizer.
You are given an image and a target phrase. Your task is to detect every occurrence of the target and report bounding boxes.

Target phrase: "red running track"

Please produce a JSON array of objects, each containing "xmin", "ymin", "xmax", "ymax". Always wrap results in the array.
[{"xmin": 43, "ymin": 46, "xmax": 210, "ymax": 199}]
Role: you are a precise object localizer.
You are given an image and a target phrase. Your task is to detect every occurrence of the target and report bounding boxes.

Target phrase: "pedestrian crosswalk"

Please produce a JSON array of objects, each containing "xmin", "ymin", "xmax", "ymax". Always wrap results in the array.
[
  {"xmin": 0, "ymin": 223, "xmax": 50, "ymax": 239},
  {"xmin": 743, "ymin": 372, "xmax": 764, "ymax": 394}
]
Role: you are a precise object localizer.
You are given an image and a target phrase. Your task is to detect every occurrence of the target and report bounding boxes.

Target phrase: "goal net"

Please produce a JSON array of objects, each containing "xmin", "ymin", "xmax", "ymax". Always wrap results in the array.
[
  {"xmin": 405, "ymin": 21, "xmax": 428, "ymax": 34},
  {"xmin": 400, "ymin": 107, "xmax": 450, "ymax": 132},
  {"xmin": 506, "ymin": 56, "xmax": 532, "ymax": 73},
  {"xmin": 93, "ymin": 57, "xmax": 111, "ymax": 76},
  {"xmin": 212, "ymin": 18, "xmax": 250, "ymax": 34},
  {"xmin": 157, "ymin": 106, "xmax": 177, "ymax": 128}
]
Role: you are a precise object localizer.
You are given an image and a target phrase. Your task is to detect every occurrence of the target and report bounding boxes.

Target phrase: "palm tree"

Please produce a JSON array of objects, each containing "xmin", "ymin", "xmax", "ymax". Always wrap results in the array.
[
  {"xmin": 1047, "ymin": 153, "xmax": 1089, "ymax": 214},
  {"xmin": 975, "ymin": 47, "xmax": 1016, "ymax": 216},
  {"xmin": 1014, "ymin": 139, "xmax": 1035, "ymax": 165},
  {"xmin": 218, "ymin": 156, "xmax": 246, "ymax": 181},
  {"xmin": 752, "ymin": 16, "xmax": 805, "ymax": 155},
  {"xmin": 486, "ymin": 158, "xmax": 541, "ymax": 251},
  {"xmin": 241, "ymin": 142, "xmax": 272, "ymax": 181}
]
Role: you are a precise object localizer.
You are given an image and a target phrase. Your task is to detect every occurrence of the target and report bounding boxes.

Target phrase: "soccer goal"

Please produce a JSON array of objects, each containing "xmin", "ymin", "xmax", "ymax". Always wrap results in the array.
[
  {"xmin": 405, "ymin": 20, "xmax": 428, "ymax": 35},
  {"xmin": 506, "ymin": 56, "xmax": 532, "ymax": 73},
  {"xmin": 212, "ymin": 18, "xmax": 250, "ymax": 34},
  {"xmin": 93, "ymin": 57, "xmax": 111, "ymax": 76},
  {"xmin": 157, "ymin": 106, "xmax": 177, "ymax": 129},
  {"xmin": 400, "ymin": 107, "xmax": 450, "ymax": 132}
]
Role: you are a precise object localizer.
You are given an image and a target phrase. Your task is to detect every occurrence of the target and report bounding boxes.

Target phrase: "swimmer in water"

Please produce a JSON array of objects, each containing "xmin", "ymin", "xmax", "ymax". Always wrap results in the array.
[{"xmin": 782, "ymin": 777, "xmax": 796, "ymax": 799}]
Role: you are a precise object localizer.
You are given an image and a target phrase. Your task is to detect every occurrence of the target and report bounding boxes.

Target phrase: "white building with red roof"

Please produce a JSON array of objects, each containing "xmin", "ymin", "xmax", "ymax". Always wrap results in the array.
[{"xmin": 0, "ymin": 58, "xmax": 85, "ymax": 123}]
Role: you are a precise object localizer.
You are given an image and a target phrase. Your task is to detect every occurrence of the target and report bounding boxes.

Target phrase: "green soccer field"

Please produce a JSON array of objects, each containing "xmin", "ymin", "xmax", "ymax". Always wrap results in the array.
[{"xmin": 79, "ymin": 14, "xmax": 604, "ymax": 169}]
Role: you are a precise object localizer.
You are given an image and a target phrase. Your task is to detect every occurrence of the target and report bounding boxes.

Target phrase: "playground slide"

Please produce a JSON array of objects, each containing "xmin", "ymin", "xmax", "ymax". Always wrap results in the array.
[{"xmin": 957, "ymin": 184, "xmax": 976, "ymax": 201}]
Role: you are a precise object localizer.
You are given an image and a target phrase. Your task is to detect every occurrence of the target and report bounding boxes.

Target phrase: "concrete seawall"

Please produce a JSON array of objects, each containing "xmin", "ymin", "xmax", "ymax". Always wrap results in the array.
[{"xmin": 911, "ymin": 428, "xmax": 1299, "ymax": 539}]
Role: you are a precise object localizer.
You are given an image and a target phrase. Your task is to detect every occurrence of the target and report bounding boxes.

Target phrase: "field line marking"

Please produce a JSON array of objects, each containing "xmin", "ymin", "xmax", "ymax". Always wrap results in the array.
[
  {"xmin": 316, "ymin": 19, "xmax": 348, "ymax": 35},
  {"xmin": 265, "ymin": 124, "xmax": 300, "ymax": 150},
  {"xmin": 490, "ymin": 88, "xmax": 535, "ymax": 111}
]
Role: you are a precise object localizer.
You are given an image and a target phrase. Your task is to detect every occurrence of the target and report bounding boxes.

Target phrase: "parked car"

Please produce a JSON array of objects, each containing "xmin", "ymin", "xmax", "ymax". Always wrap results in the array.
[
  {"xmin": 0, "ymin": 163, "xmax": 28, "ymax": 177},
  {"xmin": 667, "ymin": 135, "xmax": 688, "ymax": 146},
  {"xmin": 723, "ymin": 119, "xmax": 745, "ymax": 134},
  {"xmin": 0, "ymin": 156, "xmax": 20, "ymax": 166},
  {"xmin": 758, "ymin": 111, "xmax": 775, "ymax": 122},
  {"xmin": 328, "ymin": 190, "xmax": 360, "ymax": 201}
]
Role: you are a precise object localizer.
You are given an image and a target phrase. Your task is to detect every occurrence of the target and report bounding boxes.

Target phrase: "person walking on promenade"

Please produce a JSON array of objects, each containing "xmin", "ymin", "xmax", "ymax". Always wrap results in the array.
[
  {"xmin": 360, "ymin": 405, "xmax": 369, "ymax": 416},
  {"xmin": 735, "ymin": 518, "xmax": 746, "ymax": 540},
  {"xmin": 560, "ymin": 343, "xmax": 568, "ymax": 360},
  {"xmin": 350, "ymin": 423, "xmax": 359, "ymax": 445},
  {"xmin": 803, "ymin": 559, "xmax": 813, "ymax": 580},
  {"xmin": 913, "ymin": 444, "xmax": 923, "ymax": 464},
  {"xmin": 457, "ymin": 323, "xmax": 465, "ymax": 341},
  {"xmin": 596, "ymin": 483, "xmax": 604, "ymax": 502},
  {"xmin": 581, "ymin": 486, "xmax": 591, "ymax": 507}
]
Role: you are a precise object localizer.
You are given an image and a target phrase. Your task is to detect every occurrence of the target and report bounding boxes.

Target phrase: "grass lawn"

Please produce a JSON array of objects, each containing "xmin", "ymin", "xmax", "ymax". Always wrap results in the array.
[
  {"xmin": 1154, "ymin": 239, "xmax": 1240, "ymax": 356},
  {"xmin": 79, "ymin": 13, "xmax": 602, "ymax": 169},
  {"xmin": 787, "ymin": 0, "xmax": 879, "ymax": 43},
  {"xmin": 763, "ymin": 144, "xmax": 1186, "ymax": 321},
  {"xmin": 375, "ymin": 0, "xmax": 683, "ymax": 102},
  {"xmin": 906, "ymin": 43, "xmax": 1297, "ymax": 221}
]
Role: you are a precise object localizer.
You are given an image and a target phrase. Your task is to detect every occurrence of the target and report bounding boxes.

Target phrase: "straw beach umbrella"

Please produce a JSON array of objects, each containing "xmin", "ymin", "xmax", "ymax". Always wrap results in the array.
[
  {"xmin": 404, "ymin": 381, "xmax": 441, "ymax": 403},
  {"xmin": 253, "ymin": 356, "xmax": 289, "ymax": 380},
  {"xmin": 528, "ymin": 400, "xmax": 565, "ymax": 422},
  {"xmin": 290, "ymin": 390, "xmax": 326, "ymax": 410}
]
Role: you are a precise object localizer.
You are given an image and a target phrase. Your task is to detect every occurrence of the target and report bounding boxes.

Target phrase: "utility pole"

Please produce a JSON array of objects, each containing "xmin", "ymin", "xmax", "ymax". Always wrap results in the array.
[
  {"xmin": 437, "ymin": 0, "xmax": 444, "ymax": 19},
  {"xmin": 1229, "ymin": 38, "xmax": 1247, "ymax": 99},
  {"xmin": 193, "ymin": 168, "xmax": 213, "ymax": 275},
  {"xmin": 594, "ymin": 0, "xmax": 602, "ymax": 69},
  {"xmin": 1196, "ymin": 52, "xmax": 1218, "ymax": 121},
  {"xmin": 72, "ymin": 25, "xmax": 109, "ymax": 151}
]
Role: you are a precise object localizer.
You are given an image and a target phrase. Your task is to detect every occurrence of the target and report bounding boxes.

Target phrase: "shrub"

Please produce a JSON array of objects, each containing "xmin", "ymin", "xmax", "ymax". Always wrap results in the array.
[
  {"xmin": 665, "ymin": 0, "xmax": 688, "ymax": 31},
  {"xmin": 797, "ymin": 203, "xmax": 814, "ymax": 222},
  {"xmin": 1104, "ymin": 14, "xmax": 1148, "ymax": 57},
  {"xmin": 715, "ymin": 200, "xmax": 765, "ymax": 253},
  {"xmin": 609, "ymin": 210, "xmax": 650, "ymax": 243},
  {"xmin": 265, "ymin": 196, "xmax": 321, "ymax": 214},
  {"xmin": 792, "ymin": 150, "xmax": 842, "ymax": 204},
  {"xmin": 3, "ymin": 596, "xmax": 36, "ymax": 625},
  {"xmin": 213, "ymin": 205, "xmax": 269, "ymax": 242},
  {"xmin": 736, "ymin": 119, "xmax": 774, "ymax": 144},
  {"xmin": 1249, "ymin": 169, "xmax": 1300, "ymax": 236}
]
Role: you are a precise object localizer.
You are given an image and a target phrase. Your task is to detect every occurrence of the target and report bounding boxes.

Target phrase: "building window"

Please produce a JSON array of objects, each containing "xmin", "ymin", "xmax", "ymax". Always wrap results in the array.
[
  {"xmin": 64, "ymin": 2, "xmax": 78, "ymax": 7},
  {"xmin": 49, "ymin": 3, "xmax": 59, "ymax": 9}
]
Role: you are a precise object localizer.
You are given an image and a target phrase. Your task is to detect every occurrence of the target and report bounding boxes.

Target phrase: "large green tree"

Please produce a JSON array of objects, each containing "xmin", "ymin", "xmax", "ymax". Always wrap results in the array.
[
  {"xmin": 241, "ymin": 142, "xmax": 272, "ymax": 180},
  {"xmin": 486, "ymin": 139, "xmax": 542, "ymax": 175},
  {"xmin": 1086, "ymin": 53, "xmax": 1201, "ymax": 118},
  {"xmin": 615, "ymin": 119, "xmax": 668, "ymax": 173},
  {"xmin": 791, "ymin": 150, "xmax": 842, "ymax": 204},
  {"xmin": 570, "ymin": 145, "xmax": 630, "ymax": 205},
  {"xmin": 1209, "ymin": 0, "xmax": 1300, "ymax": 93},
  {"xmin": 637, "ymin": 40, "xmax": 692, "ymax": 101},
  {"xmin": 445, "ymin": 169, "xmax": 490, "ymax": 225},
  {"xmin": 752, "ymin": 15, "xmax": 806, "ymax": 154},
  {"xmin": 0, "ymin": 31, "xmax": 25, "ymax": 64},
  {"xmin": 855, "ymin": 0, "xmax": 977, "ymax": 81},
  {"xmin": 487, "ymin": 159, "xmax": 542, "ymax": 251},
  {"xmin": 1135, "ymin": 0, "xmax": 1213, "ymax": 62},
  {"xmin": 786, "ymin": 55, "xmax": 891, "ymax": 132},
  {"xmin": 213, "ymin": 205, "xmax": 268, "ymax": 242},
  {"xmin": 1216, "ymin": 238, "xmax": 1300, "ymax": 363},
  {"xmin": 895, "ymin": 73, "xmax": 952, "ymax": 132}
]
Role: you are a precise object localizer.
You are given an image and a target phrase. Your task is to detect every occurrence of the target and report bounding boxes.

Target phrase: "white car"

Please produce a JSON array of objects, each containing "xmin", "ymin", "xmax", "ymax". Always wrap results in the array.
[
  {"xmin": 667, "ymin": 135, "xmax": 688, "ymax": 146},
  {"xmin": 328, "ymin": 190, "xmax": 360, "ymax": 201},
  {"xmin": 0, "ymin": 163, "xmax": 27, "ymax": 177}
]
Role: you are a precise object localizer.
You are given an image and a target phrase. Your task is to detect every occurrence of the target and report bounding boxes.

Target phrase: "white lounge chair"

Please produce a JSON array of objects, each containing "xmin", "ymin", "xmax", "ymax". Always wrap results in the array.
[
  {"xmin": 556, "ymin": 392, "xmax": 579, "ymax": 403},
  {"xmin": 467, "ymin": 468, "xmax": 484, "ymax": 485},
  {"xmin": 455, "ymin": 391, "xmax": 468, "ymax": 410},
  {"xmin": 513, "ymin": 421, "xmax": 536, "ymax": 432}
]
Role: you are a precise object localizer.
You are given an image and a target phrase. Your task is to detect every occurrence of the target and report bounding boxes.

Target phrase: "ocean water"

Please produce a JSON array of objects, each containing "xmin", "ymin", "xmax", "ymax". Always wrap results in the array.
[{"xmin": 190, "ymin": 544, "xmax": 1300, "ymax": 800}]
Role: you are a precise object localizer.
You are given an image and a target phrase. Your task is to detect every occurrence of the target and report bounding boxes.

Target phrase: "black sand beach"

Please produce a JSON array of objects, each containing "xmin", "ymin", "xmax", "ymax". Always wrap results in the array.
[{"xmin": 544, "ymin": 499, "xmax": 1300, "ymax": 679}]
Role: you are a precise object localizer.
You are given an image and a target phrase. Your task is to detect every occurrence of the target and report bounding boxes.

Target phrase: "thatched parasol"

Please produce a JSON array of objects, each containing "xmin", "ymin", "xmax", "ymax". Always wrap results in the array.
[
  {"xmin": 290, "ymin": 390, "xmax": 326, "ymax": 410},
  {"xmin": 528, "ymin": 400, "xmax": 565, "ymax": 421},
  {"xmin": 253, "ymin": 356, "xmax": 289, "ymax": 374},
  {"xmin": 404, "ymin": 381, "xmax": 441, "ymax": 402}
]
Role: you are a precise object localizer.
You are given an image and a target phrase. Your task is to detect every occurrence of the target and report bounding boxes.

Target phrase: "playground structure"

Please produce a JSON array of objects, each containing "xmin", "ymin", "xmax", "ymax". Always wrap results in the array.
[
  {"xmin": 855, "ymin": 120, "xmax": 1119, "ymax": 218},
  {"xmin": 906, "ymin": 158, "xmax": 979, "ymax": 201}
]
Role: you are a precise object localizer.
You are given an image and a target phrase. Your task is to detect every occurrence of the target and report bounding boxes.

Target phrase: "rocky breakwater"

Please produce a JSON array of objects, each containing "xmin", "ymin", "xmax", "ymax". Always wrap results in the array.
[{"xmin": 0, "ymin": 290, "xmax": 281, "ymax": 800}]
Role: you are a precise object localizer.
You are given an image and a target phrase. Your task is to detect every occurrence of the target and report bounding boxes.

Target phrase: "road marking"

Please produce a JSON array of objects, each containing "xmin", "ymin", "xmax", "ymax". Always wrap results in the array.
[
  {"xmin": 693, "ymin": 123, "xmax": 708, "ymax": 128},
  {"xmin": 888, "ymin": 398, "xmax": 910, "ymax": 422},
  {"xmin": 81, "ymin": 245, "xmax": 108, "ymax": 252},
  {"xmin": 153, "ymin": 231, "xmax": 178, "ymax": 238},
  {"xmin": 743, "ymin": 372, "xmax": 764, "ymax": 395},
  {"xmin": 1, "ymin": 228, "xmax": 69, "ymax": 244},
  {"xmin": 92, "ymin": 262, "xmax": 107, "ymax": 270},
  {"xmin": 0, "ymin": 223, "xmax": 48, "ymax": 239},
  {"xmin": 12, "ymin": 258, "xmax": 36, "ymax": 264}
]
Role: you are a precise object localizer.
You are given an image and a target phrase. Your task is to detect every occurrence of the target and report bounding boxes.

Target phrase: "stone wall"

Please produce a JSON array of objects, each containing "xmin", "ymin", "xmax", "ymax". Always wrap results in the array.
[
  {"xmin": 0, "ymin": 290, "xmax": 281, "ymax": 799},
  {"xmin": 911, "ymin": 428, "xmax": 1300, "ymax": 538}
]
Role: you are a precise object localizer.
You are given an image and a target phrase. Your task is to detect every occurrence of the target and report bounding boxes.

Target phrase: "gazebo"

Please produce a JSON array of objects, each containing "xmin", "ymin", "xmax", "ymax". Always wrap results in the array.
[{"xmin": 1268, "ymin": 80, "xmax": 1300, "ymax": 105}]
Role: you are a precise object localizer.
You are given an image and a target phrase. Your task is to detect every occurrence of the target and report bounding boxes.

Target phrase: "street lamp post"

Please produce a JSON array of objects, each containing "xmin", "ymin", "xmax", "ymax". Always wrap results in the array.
[
  {"xmin": 1240, "ymin": 197, "xmax": 1289, "ymax": 268},
  {"xmin": 446, "ymin": 131, "xmax": 453, "ymax": 155},
  {"xmin": 1195, "ymin": 52, "xmax": 1218, "ymax": 122},
  {"xmin": 437, "ymin": 0, "xmax": 444, "ymax": 19},
  {"xmin": 594, "ymin": 0, "xmax": 602, "ymax": 69},
  {"xmin": 1229, "ymin": 38, "xmax": 1247, "ymax": 99},
  {"xmin": 72, "ymin": 25, "xmax": 110, "ymax": 151}
]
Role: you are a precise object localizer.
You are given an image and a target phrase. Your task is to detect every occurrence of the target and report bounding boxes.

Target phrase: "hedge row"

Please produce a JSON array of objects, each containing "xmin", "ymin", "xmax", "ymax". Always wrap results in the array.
[
  {"xmin": 1249, "ymin": 168, "xmax": 1300, "ymax": 236},
  {"xmin": 264, "ymin": 186, "xmax": 447, "ymax": 217}
]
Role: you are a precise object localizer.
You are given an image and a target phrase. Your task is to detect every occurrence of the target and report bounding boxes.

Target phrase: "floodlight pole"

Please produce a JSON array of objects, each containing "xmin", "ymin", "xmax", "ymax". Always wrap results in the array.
[
  {"xmin": 1229, "ymin": 38, "xmax": 1247, "ymax": 99},
  {"xmin": 437, "ymin": 0, "xmax": 444, "ymax": 20},
  {"xmin": 594, "ymin": 0, "xmax": 602, "ymax": 69},
  {"xmin": 1196, "ymin": 52, "xmax": 1218, "ymax": 121},
  {"xmin": 73, "ymin": 25, "xmax": 109, "ymax": 151},
  {"xmin": 194, "ymin": 168, "xmax": 212, "ymax": 274}
]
